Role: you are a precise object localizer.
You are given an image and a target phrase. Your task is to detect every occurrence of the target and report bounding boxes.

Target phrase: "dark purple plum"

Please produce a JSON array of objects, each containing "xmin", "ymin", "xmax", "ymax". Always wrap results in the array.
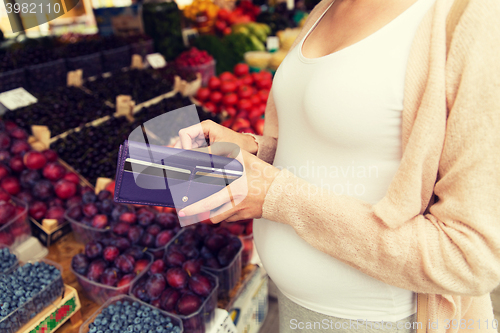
[
  {"xmin": 155, "ymin": 230, "xmax": 175, "ymax": 248},
  {"xmin": 160, "ymin": 288, "xmax": 181, "ymax": 311},
  {"xmin": 180, "ymin": 244, "xmax": 200, "ymax": 259},
  {"xmin": 166, "ymin": 267, "xmax": 188, "ymax": 289},
  {"xmin": 100, "ymin": 199, "xmax": 114, "ymax": 214},
  {"xmin": 103, "ymin": 246, "xmax": 120, "ymax": 262},
  {"xmin": 196, "ymin": 223, "xmax": 214, "ymax": 238},
  {"xmin": 66, "ymin": 205, "xmax": 82, "ymax": 220},
  {"xmin": 128, "ymin": 225, "xmax": 143, "ymax": 244},
  {"xmin": 85, "ymin": 241, "xmax": 103, "ymax": 259},
  {"xmin": 20, "ymin": 169, "xmax": 40, "ymax": 188},
  {"xmin": 204, "ymin": 257, "xmax": 221, "ymax": 269},
  {"xmin": 218, "ymin": 244, "xmax": 239, "ymax": 266},
  {"xmin": 133, "ymin": 281, "xmax": 151, "ymax": 303},
  {"xmin": 137, "ymin": 209, "xmax": 155, "ymax": 227},
  {"xmin": 32, "ymin": 180, "xmax": 53, "ymax": 200},
  {"xmin": 16, "ymin": 190, "xmax": 33, "ymax": 204},
  {"xmin": 66, "ymin": 196, "xmax": 82, "ymax": 208},
  {"xmin": 200, "ymin": 246, "xmax": 214, "ymax": 260},
  {"xmin": 150, "ymin": 259, "xmax": 166, "ymax": 275},
  {"xmin": 86, "ymin": 259, "xmax": 107, "ymax": 281},
  {"xmin": 155, "ymin": 213, "xmax": 178, "ymax": 229},
  {"xmin": 146, "ymin": 273, "xmax": 167, "ymax": 299},
  {"xmin": 182, "ymin": 259, "xmax": 203, "ymax": 276},
  {"xmin": 140, "ymin": 232, "xmax": 155, "ymax": 248},
  {"xmin": 82, "ymin": 191, "xmax": 97, "ymax": 203},
  {"xmin": 100, "ymin": 267, "xmax": 121, "ymax": 286},
  {"xmin": 82, "ymin": 203, "xmax": 98, "ymax": 218},
  {"xmin": 188, "ymin": 274, "xmax": 213, "ymax": 297},
  {"xmin": 146, "ymin": 224, "xmax": 162, "ymax": 237},
  {"xmin": 71, "ymin": 253, "xmax": 89, "ymax": 275},
  {"xmin": 165, "ymin": 251, "xmax": 185, "ymax": 267},
  {"xmin": 111, "ymin": 237, "xmax": 131, "ymax": 251},
  {"xmin": 112, "ymin": 205, "xmax": 129, "ymax": 221},
  {"xmin": 205, "ymin": 234, "xmax": 227, "ymax": 253},
  {"xmin": 97, "ymin": 190, "xmax": 112, "ymax": 201},
  {"xmin": 114, "ymin": 254, "xmax": 135, "ymax": 274},
  {"xmin": 112, "ymin": 222, "xmax": 130, "ymax": 236},
  {"xmin": 177, "ymin": 293, "xmax": 202, "ymax": 315},
  {"xmin": 124, "ymin": 247, "xmax": 145, "ymax": 260}
]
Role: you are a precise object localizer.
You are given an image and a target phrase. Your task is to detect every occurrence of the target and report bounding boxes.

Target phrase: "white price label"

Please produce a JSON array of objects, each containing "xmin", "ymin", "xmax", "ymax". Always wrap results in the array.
[
  {"xmin": 0, "ymin": 88, "xmax": 37, "ymax": 110},
  {"xmin": 146, "ymin": 53, "xmax": 167, "ymax": 69},
  {"xmin": 266, "ymin": 36, "xmax": 280, "ymax": 51}
]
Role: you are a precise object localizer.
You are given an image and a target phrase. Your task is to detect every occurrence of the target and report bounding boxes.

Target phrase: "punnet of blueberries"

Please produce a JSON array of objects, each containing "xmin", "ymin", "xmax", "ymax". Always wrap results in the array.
[
  {"xmin": 0, "ymin": 261, "xmax": 64, "ymax": 333},
  {"xmin": 0, "ymin": 247, "xmax": 18, "ymax": 274},
  {"xmin": 86, "ymin": 299, "xmax": 182, "ymax": 333}
]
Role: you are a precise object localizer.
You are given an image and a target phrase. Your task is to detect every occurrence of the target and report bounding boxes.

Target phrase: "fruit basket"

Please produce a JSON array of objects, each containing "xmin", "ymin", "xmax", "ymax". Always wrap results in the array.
[
  {"xmin": 102, "ymin": 46, "xmax": 131, "ymax": 73},
  {"xmin": 0, "ymin": 68, "xmax": 27, "ymax": 93},
  {"xmin": 71, "ymin": 250, "xmax": 153, "ymax": 305},
  {"xmin": 131, "ymin": 267, "xmax": 218, "ymax": 333},
  {"xmin": 130, "ymin": 40, "xmax": 155, "ymax": 58},
  {"xmin": 166, "ymin": 226, "xmax": 242, "ymax": 299},
  {"xmin": 67, "ymin": 52, "xmax": 103, "ymax": 79},
  {"xmin": 79, "ymin": 295, "xmax": 183, "ymax": 333},
  {"xmin": 0, "ymin": 197, "xmax": 30, "ymax": 248},
  {"xmin": 27, "ymin": 59, "xmax": 67, "ymax": 92},
  {"xmin": 0, "ymin": 245, "xmax": 18, "ymax": 274},
  {"xmin": 177, "ymin": 59, "xmax": 216, "ymax": 87},
  {"xmin": 0, "ymin": 259, "xmax": 64, "ymax": 333}
]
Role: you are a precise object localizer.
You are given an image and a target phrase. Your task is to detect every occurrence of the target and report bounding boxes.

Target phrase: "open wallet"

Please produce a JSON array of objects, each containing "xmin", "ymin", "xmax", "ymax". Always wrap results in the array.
[{"xmin": 113, "ymin": 140, "xmax": 244, "ymax": 209}]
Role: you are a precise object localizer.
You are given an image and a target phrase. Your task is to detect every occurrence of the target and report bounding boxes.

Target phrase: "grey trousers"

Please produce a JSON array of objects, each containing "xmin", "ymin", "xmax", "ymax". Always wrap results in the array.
[{"xmin": 277, "ymin": 288, "xmax": 418, "ymax": 333}]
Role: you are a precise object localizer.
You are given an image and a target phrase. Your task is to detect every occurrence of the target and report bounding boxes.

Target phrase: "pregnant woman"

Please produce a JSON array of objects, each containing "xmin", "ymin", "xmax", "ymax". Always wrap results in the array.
[{"xmin": 174, "ymin": 0, "xmax": 500, "ymax": 331}]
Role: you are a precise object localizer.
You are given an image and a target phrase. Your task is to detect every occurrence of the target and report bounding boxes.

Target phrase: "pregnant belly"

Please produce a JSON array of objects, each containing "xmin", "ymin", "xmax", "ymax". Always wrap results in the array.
[{"xmin": 253, "ymin": 218, "xmax": 414, "ymax": 321}]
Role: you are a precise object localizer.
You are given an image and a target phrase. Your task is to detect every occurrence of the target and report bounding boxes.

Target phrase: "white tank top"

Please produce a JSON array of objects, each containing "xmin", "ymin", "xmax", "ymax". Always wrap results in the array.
[{"xmin": 253, "ymin": 0, "xmax": 436, "ymax": 322}]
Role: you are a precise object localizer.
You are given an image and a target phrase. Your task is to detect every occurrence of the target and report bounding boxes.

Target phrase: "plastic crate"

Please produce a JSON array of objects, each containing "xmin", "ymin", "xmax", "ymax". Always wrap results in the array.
[
  {"xmin": 131, "ymin": 270, "xmax": 218, "ymax": 333},
  {"xmin": 67, "ymin": 52, "xmax": 103, "ymax": 79},
  {"xmin": 102, "ymin": 46, "xmax": 131, "ymax": 73},
  {"xmin": 0, "ymin": 259, "xmax": 64, "ymax": 333},
  {"xmin": 79, "ymin": 295, "xmax": 183, "ymax": 333},
  {"xmin": 0, "ymin": 197, "xmax": 30, "ymax": 249},
  {"xmin": 166, "ymin": 230, "xmax": 242, "ymax": 299},
  {"xmin": 27, "ymin": 59, "xmax": 67, "ymax": 91},
  {"xmin": 71, "ymin": 251, "xmax": 153, "ymax": 305},
  {"xmin": 0, "ymin": 68, "xmax": 27, "ymax": 93},
  {"xmin": 177, "ymin": 59, "xmax": 216, "ymax": 87},
  {"xmin": 130, "ymin": 40, "xmax": 154, "ymax": 58},
  {"xmin": 66, "ymin": 213, "xmax": 112, "ymax": 244}
]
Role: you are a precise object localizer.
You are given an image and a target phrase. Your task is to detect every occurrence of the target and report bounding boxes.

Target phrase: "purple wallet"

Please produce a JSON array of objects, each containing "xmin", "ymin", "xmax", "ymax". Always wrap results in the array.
[{"xmin": 113, "ymin": 140, "xmax": 244, "ymax": 209}]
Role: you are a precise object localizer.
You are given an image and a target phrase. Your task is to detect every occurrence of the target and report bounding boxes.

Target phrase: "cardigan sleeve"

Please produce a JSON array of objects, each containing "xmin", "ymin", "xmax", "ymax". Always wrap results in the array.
[{"xmin": 261, "ymin": 0, "xmax": 500, "ymax": 297}]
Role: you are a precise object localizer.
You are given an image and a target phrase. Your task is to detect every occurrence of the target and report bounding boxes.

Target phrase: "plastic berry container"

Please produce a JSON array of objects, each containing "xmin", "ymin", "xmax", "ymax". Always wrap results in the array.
[
  {"xmin": 240, "ymin": 232, "xmax": 253, "ymax": 268},
  {"xmin": 0, "ymin": 259, "xmax": 64, "ymax": 333},
  {"xmin": 72, "ymin": 252, "xmax": 153, "ymax": 305},
  {"xmin": 79, "ymin": 295, "xmax": 183, "ymax": 333},
  {"xmin": 67, "ymin": 52, "xmax": 103, "ymax": 79},
  {"xmin": 130, "ymin": 270, "xmax": 218, "ymax": 333},
  {"xmin": 177, "ymin": 59, "xmax": 216, "ymax": 87},
  {"xmin": 102, "ymin": 46, "xmax": 131, "ymax": 73},
  {"xmin": 0, "ymin": 197, "xmax": 31, "ymax": 249},
  {"xmin": 66, "ymin": 212, "xmax": 112, "ymax": 244},
  {"xmin": 201, "ymin": 237, "xmax": 242, "ymax": 299},
  {"xmin": 0, "ymin": 245, "xmax": 18, "ymax": 275}
]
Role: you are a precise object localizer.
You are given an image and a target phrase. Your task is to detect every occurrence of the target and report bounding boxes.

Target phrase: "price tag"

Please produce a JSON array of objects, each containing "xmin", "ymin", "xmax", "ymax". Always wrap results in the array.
[
  {"xmin": 266, "ymin": 36, "xmax": 280, "ymax": 52},
  {"xmin": 146, "ymin": 53, "xmax": 167, "ymax": 69},
  {"xmin": 95, "ymin": 177, "xmax": 113, "ymax": 195},
  {"xmin": 0, "ymin": 88, "xmax": 37, "ymax": 111},
  {"xmin": 115, "ymin": 95, "xmax": 135, "ymax": 122},
  {"xmin": 131, "ymin": 54, "xmax": 144, "ymax": 69},
  {"xmin": 67, "ymin": 70, "xmax": 83, "ymax": 87}
]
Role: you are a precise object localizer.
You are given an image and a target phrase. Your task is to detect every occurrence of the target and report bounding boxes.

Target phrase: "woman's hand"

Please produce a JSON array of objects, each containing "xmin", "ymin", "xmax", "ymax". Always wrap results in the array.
[
  {"xmin": 178, "ymin": 143, "xmax": 280, "ymax": 224},
  {"xmin": 173, "ymin": 120, "xmax": 258, "ymax": 154}
]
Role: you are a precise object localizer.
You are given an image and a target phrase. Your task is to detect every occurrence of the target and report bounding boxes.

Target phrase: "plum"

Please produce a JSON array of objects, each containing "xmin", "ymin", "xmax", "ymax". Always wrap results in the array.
[
  {"xmin": 146, "ymin": 273, "xmax": 166, "ymax": 299},
  {"xmin": 71, "ymin": 253, "xmax": 89, "ymax": 275},
  {"xmin": 165, "ymin": 251, "xmax": 185, "ymax": 267},
  {"xmin": 160, "ymin": 288, "xmax": 181, "ymax": 311},
  {"xmin": 103, "ymin": 246, "xmax": 120, "ymax": 262},
  {"xmin": 177, "ymin": 293, "xmax": 202, "ymax": 315},
  {"xmin": 166, "ymin": 267, "xmax": 188, "ymax": 289},
  {"xmin": 100, "ymin": 267, "xmax": 121, "ymax": 286},
  {"xmin": 86, "ymin": 259, "xmax": 107, "ymax": 281},
  {"xmin": 85, "ymin": 241, "xmax": 104, "ymax": 259},
  {"xmin": 114, "ymin": 254, "xmax": 135, "ymax": 274},
  {"xmin": 182, "ymin": 259, "xmax": 203, "ymax": 276},
  {"xmin": 188, "ymin": 274, "xmax": 213, "ymax": 297}
]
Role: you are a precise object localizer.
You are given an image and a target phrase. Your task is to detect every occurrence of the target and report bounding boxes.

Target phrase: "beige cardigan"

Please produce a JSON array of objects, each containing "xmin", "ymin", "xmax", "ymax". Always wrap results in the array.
[{"xmin": 254, "ymin": 0, "xmax": 500, "ymax": 330}]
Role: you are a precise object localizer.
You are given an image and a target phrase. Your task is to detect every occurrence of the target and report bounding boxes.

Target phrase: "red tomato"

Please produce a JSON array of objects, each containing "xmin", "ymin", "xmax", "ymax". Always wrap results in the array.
[
  {"xmin": 237, "ymin": 110, "xmax": 249, "ymax": 119},
  {"xmin": 241, "ymin": 74, "xmax": 253, "ymax": 86},
  {"xmin": 221, "ymin": 119, "xmax": 234, "ymax": 128},
  {"xmin": 256, "ymin": 77, "xmax": 272, "ymax": 90},
  {"xmin": 238, "ymin": 85, "xmax": 253, "ymax": 99},
  {"xmin": 259, "ymin": 70, "xmax": 273, "ymax": 81},
  {"xmin": 204, "ymin": 101, "xmax": 218, "ymax": 114},
  {"xmin": 223, "ymin": 27, "xmax": 232, "ymax": 35},
  {"xmin": 253, "ymin": 118, "xmax": 265, "ymax": 135},
  {"xmin": 237, "ymin": 99, "xmax": 252, "ymax": 111},
  {"xmin": 219, "ymin": 72, "xmax": 235, "ymax": 81},
  {"xmin": 208, "ymin": 77, "xmax": 221, "ymax": 90},
  {"xmin": 238, "ymin": 127, "xmax": 255, "ymax": 134},
  {"xmin": 258, "ymin": 103, "xmax": 266, "ymax": 114},
  {"xmin": 215, "ymin": 20, "xmax": 227, "ymax": 32},
  {"xmin": 225, "ymin": 106, "xmax": 237, "ymax": 118},
  {"xmin": 249, "ymin": 107, "xmax": 261, "ymax": 120},
  {"xmin": 251, "ymin": 72, "xmax": 262, "ymax": 82},
  {"xmin": 220, "ymin": 80, "xmax": 237, "ymax": 94},
  {"xmin": 210, "ymin": 91, "xmax": 223, "ymax": 104},
  {"xmin": 196, "ymin": 87, "xmax": 211, "ymax": 102},
  {"xmin": 222, "ymin": 93, "xmax": 238, "ymax": 106},
  {"xmin": 234, "ymin": 63, "xmax": 250, "ymax": 77},
  {"xmin": 258, "ymin": 89, "xmax": 269, "ymax": 103},
  {"xmin": 232, "ymin": 118, "xmax": 252, "ymax": 132},
  {"xmin": 217, "ymin": 8, "xmax": 230, "ymax": 21},
  {"xmin": 250, "ymin": 95, "xmax": 261, "ymax": 106}
]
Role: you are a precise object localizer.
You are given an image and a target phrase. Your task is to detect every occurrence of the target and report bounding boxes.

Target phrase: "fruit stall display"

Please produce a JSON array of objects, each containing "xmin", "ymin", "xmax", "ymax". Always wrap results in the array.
[
  {"xmin": 0, "ymin": 259, "xmax": 64, "ymax": 333},
  {"xmin": 2, "ymin": 86, "xmax": 113, "ymax": 137},
  {"xmin": 51, "ymin": 93, "xmax": 219, "ymax": 185},
  {"xmin": 175, "ymin": 48, "xmax": 216, "ymax": 87},
  {"xmin": 213, "ymin": 1, "xmax": 262, "ymax": 36},
  {"xmin": 71, "ymin": 241, "xmax": 153, "ymax": 305}
]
